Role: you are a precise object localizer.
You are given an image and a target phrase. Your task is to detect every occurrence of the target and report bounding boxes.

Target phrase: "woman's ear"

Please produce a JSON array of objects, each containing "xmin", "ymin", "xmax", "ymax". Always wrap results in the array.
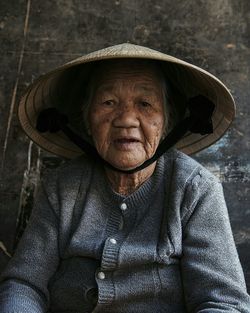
[
  {"xmin": 86, "ymin": 125, "xmax": 92, "ymax": 136},
  {"xmin": 84, "ymin": 117, "xmax": 92, "ymax": 136},
  {"xmin": 81, "ymin": 104, "xmax": 92, "ymax": 136},
  {"xmin": 160, "ymin": 129, "xmax": 167, "ymax": 141}
]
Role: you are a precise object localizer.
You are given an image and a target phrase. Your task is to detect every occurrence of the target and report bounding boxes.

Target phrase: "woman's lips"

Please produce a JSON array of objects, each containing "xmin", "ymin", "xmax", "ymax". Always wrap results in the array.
[{"xmin": 113, "ymin": 137, "xmax": 141, "ymax": 150}]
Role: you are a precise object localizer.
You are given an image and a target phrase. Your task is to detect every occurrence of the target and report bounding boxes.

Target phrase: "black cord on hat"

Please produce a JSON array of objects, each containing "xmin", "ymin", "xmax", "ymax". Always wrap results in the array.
[{"xmin": 36, "ymin": 95, "xmax": 215, "ymax": 174}]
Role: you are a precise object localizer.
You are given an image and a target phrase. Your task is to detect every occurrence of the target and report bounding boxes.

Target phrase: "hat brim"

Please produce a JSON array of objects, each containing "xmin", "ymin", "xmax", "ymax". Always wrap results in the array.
[{"xmin": 18, "ymin": 43, "xmax": 235, "ymax": 158}]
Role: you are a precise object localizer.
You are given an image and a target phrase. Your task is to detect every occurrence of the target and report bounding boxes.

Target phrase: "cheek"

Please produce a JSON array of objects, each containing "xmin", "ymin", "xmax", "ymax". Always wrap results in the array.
[
  {"xmin": 89, "ymin": 108, "xmax": 105, "ymax": 132},
  {"xmin": 90, "ymin": 114, "xmax": 112, "ymax": 146},
  {"xmin": 142, "ymin": 117, "xmax": 165, "ymax": 154},
  {"xmin": 150, "ymin": 117, "xmax": 165, "ymax": 139}
]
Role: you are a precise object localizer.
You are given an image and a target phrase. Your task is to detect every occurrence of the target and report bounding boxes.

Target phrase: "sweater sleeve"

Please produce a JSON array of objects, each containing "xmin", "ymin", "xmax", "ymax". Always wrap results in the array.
[
  {"xmin": 0, "ymin": 178, "xmax": 60, "ymax": 313},
  {"xmin": 181, "ymin": 173, "xmax": 250, "ymax": 313}
]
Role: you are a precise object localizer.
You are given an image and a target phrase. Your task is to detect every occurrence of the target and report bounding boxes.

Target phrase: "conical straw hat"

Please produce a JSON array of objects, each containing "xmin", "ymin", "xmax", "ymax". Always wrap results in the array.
[{"xmin": 18, "ymin": 43, "xmax": 235, "ymax": 158}]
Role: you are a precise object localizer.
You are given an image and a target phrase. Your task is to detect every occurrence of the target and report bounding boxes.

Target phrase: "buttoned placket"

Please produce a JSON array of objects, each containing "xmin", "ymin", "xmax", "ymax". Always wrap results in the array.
[
  {"xmin": 94, "ymin": 200, "xmax": 137, "ymax": 310},
  {"xmin": 100, "ymin": 201, "xmax": 129, "ymax": 271}
]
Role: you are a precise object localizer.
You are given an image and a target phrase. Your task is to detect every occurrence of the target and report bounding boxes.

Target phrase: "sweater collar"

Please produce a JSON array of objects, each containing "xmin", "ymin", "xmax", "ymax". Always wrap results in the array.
[{"xmin": 96, "ymin": 155, "xmax": 166, "ymax": 212}]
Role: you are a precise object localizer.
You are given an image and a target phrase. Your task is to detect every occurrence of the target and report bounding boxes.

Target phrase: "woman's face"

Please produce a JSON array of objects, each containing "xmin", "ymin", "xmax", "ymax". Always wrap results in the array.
[{"xmin": 88, "ymin": 61, "xmax": 166, "ymax": 170}]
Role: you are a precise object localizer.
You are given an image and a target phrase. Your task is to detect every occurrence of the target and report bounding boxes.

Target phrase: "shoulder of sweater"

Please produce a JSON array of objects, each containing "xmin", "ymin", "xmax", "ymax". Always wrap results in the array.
[
  {"xmin": 58, "ymin": 154, "xmax": 93, "ymax": 176},
  {"xmin": 41, "ymin": 155, "xmax": 93, "ymax": 191},
  {"xmin": 164, "ymin": 149, "xmax": 220, "ymax": 189}
]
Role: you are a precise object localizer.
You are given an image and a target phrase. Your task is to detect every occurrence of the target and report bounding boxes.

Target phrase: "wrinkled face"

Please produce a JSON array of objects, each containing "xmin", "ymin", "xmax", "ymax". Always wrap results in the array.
[{"xmin": 88, "ymin": 61, "xmax": 166, "ymax": 170}]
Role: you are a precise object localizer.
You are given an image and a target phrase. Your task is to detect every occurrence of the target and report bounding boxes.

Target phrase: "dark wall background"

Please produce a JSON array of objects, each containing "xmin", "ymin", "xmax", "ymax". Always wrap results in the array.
[{"xmin": 0, "ymin": 0, "xmax": 249, "ymax": 290}]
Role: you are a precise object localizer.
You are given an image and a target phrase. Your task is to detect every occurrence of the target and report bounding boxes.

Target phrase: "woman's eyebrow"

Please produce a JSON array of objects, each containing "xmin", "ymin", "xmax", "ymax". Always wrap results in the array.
[{"xmin": 134, "ymin": 85, "xmax": 159, "ymax": 95}]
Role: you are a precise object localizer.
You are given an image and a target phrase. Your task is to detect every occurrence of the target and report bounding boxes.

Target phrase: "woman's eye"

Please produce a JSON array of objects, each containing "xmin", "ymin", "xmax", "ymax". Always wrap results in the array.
[
  {"xmin": 140, "ymin": 101, "xmax": 151, "ymax": 107},
  {"xmin": 102, "ymin": 100, "xmax": 114, "ymax": 106}
]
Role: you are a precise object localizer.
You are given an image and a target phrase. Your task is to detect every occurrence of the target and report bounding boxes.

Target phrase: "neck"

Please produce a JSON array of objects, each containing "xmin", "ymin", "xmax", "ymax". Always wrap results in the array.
[{"xmin": 105, "ymin": 162, "xmax": 157, "ymax": 196}]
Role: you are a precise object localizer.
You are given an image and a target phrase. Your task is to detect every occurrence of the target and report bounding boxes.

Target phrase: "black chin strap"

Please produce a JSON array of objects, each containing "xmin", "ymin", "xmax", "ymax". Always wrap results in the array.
[{"xmin": 36, "ymin": 95, "xmax": 215, "ymax": 174}]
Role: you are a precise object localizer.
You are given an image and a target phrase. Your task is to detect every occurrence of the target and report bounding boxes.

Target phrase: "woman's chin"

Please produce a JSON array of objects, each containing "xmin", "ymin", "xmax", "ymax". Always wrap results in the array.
[
  {"xmin": 101, "ymin": 149, "xmax": 152, "ymax": 172},
  {"xmin": 107, "ymin": 158, "xmax": 145, "ymax": 172}
]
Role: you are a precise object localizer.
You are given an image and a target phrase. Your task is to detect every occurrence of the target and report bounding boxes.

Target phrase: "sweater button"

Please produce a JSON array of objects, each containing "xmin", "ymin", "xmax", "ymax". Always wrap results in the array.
[
  {"xmin": 120, "ymin": 202, "xmax": 127, "ymax": 211},
  {"xmin": 97, "ymin": 271, "xmax": 105, "ymax": 280},
  {"xmin": 110, "ymin": 238, "xmax": 117, "ymax": 244}
]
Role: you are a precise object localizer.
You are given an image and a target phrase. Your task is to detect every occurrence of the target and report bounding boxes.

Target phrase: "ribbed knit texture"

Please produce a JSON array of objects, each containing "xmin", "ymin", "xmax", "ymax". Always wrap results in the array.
[{"xmin": 0, "ymin": 149, "xmax": 250, "ymax": 313}]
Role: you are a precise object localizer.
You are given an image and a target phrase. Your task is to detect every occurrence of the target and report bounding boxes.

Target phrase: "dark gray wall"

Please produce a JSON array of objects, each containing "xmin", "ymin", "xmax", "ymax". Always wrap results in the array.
[{"xmin": 0, "ymin": 0, "xmax": 249, "ymax": 291}]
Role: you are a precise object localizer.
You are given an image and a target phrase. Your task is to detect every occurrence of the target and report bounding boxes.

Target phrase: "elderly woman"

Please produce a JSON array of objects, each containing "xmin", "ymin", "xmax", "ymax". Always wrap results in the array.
[{"xmin": 0, "ymin": 43, "xmax": 249, "ymax": 313}]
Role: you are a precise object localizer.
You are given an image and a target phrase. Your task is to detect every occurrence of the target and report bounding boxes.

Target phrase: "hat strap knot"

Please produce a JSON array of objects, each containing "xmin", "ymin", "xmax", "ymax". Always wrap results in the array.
[
  {"xmin": 36, "ymin": 108, "xmax": 69, "ymax": 133},
  {"xmin": 188, "ymin": 95, "xmax": 215, "ymax": 135}
]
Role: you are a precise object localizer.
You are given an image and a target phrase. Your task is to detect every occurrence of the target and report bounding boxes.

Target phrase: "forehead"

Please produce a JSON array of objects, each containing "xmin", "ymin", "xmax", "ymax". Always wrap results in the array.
[{"xmin": 91, "ymin": 59, "xmax": 164, "ymax": 93}]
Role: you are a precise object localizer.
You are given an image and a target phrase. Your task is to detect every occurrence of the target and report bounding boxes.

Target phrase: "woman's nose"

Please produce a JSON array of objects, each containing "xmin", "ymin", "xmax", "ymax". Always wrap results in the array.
[
  {"xmin": 113, "ymin": 105, "xmax": 140, "ymax": 128},
  {"xmin": 113, "ymin": 104, "xmax": 140, "ymax": 128}
]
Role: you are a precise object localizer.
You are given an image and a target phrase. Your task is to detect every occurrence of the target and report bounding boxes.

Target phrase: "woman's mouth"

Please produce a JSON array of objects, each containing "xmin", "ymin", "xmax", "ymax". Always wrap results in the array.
[{"xmin": 113, "ymin": 137, "xmax": 141, "ymax": 150}]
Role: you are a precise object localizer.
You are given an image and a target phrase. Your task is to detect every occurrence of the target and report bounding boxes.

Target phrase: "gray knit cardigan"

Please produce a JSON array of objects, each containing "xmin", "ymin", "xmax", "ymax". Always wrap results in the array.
[{"xmin": 0, "ymin": 149, "xmax": 250, "ymax": 312}]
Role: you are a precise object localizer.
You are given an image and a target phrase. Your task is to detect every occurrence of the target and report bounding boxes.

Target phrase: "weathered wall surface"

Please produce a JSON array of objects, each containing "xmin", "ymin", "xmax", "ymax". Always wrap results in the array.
[{"xmin": 0, "ymin": 0, "xmax": 249, "ymax": 290}]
